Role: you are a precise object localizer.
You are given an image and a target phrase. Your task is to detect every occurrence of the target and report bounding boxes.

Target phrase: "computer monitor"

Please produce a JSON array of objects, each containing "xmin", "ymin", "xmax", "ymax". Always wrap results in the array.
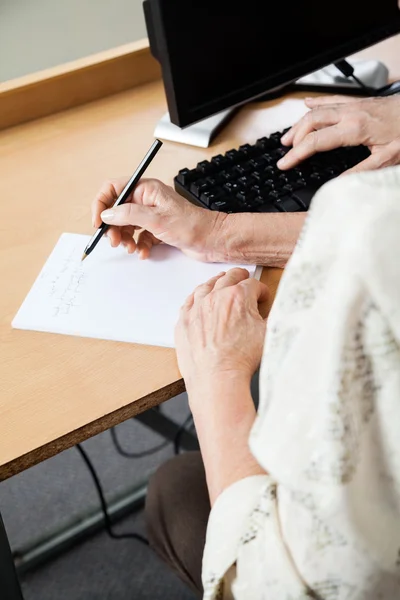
[{"xmin": 143, "ymin": 0, "xmax": 400, "ymax": 128}]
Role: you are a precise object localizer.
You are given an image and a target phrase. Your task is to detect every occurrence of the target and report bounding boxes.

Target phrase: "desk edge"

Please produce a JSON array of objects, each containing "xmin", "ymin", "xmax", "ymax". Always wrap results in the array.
[
  {"xmin": 0, "ymin": 38, "xmax": 161, "ymax": 131},
  {"xmin": 0, "ymin": 378, "xmax": 184, "ymax": 482}
]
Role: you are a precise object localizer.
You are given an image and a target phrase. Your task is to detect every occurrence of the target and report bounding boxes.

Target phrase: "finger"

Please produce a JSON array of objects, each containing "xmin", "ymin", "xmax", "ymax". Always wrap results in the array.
[
  {"xmin": 278, "ymin": 124, "xmax": 346, "ymax": 170},
  {"xmin": 281, "ymin": 122, "xmax": 300, "ymax": 147},
  {"xmin": 136, "ymin": 230, "xmax": 161, "ymax": 260},
  {"xmin": 341, "ymin": 151, "xmax": 394, "ymax": 176},
  {"xmin": 213, "ymin": 267, "xmax": 250, "ymax": 290},
  {"xmin": 290, "ymin": 107, "xmax": 341, "ymax": 149},
  {"xmin": 101, "ymin": 203, "xmax": 156, "ymax": 229},
  {"xmin": 107, "ymin": 226, "xmax": 122, "ymax": 248},
  {"xmin": 193, "ymin": 272, "xmax": 227, "ymax": 302},
  {"xmin": 281, "ymin": 101, "xmax": 351, "ymax": 147},
  {"xmin": 91, "ymin": 178, "xmax": 130, "ymax": 228},
  {"xmin": 121, "ymin": 230, "xmax": 137, "ymax": 254},
  {"xmin": 305, "ymin": 95, "xmax": 358, "ymax": 108},
  {"xmin": 108, "ymin": 224, "xmax": 136, "ymax": 249},
  {"xmin": 182, "ymin": 292, "xmax": 195, "ymax": 312},
  {"xmin": 238, "ymin": 278, "xmax": 270, "ymax": 305},
  {"xmin": 122, "ymin": 225, "xmax": 139, "ymax": 238},
  {"xmin": 282, "ymin": 107, "xmax": 340, "ymax": 149}
]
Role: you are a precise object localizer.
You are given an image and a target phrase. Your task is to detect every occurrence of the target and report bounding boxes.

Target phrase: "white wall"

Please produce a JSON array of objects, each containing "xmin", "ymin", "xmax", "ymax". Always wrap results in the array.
[{"xmin": 0, "ymin": 0, "xmax": 147, "ymax": 82}]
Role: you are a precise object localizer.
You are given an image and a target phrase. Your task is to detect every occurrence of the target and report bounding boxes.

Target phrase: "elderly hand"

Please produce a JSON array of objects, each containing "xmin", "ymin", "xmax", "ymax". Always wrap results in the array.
[
  {"xmin": 91, "ymin": 177, "xmax": 227, "ymax": 261},
  {"xmin": 175, "ymin": 268, "xmax": 269, "ymax": 397},
  {"xmin": 278, "ymin": 95, "xmax": 400, "ymax": 174}
]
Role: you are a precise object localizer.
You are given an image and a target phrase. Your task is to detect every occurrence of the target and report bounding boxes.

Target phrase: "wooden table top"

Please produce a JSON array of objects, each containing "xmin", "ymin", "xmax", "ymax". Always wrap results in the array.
[{"xmin": 0, "ymin": 34, "xmax": 398, "ymax": 481}]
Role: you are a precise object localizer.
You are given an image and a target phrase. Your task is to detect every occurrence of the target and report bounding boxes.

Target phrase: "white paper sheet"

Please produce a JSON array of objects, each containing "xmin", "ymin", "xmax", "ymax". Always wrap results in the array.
[
  {"xmin": 259, "ymin": 99, "xmax": 309, "ymax": 135},
  {"xmin": 12, "ymin": 233, "xmax": 258, "ymax": 348}
]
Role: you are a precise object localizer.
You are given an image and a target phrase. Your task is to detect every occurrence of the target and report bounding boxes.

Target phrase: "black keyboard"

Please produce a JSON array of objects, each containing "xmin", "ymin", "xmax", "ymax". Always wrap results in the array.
[{"xmin": 174, "ymin": 129, "xmax": 370, "ymax": 213}]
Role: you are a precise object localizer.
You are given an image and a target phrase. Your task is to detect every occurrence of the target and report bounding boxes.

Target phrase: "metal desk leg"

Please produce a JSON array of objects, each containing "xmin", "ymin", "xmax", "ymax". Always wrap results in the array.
[{"xmin": 0, "ymin": 511, "xmax": 24, "ymax": 600}]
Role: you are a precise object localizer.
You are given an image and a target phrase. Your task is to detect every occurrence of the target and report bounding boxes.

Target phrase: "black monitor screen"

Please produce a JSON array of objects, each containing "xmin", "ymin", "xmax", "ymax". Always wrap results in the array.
[{"xmin": 145, "ymin": 0, "xmax": 400, "ymax": 126}]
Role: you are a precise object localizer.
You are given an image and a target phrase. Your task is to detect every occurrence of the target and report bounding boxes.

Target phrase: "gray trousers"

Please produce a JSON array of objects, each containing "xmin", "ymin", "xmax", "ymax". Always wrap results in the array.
[
  {"xmin": 145, "ymin": 371, "xmax": 259, "ymax": 596},
  {"xmin": 145, "ymin": 451, "xmax": 209, "ymax": 596}
]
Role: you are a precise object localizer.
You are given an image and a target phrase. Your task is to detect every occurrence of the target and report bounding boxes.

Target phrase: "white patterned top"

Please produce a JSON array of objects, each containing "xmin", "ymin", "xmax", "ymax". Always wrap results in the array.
[{"xmin": 202, "ymin": 166, "xmax": 400, "ymax": 600}]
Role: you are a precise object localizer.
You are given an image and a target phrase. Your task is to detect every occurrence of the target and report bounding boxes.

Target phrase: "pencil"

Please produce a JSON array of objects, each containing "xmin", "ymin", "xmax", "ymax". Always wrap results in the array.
[{"xmin": 81, "ymin": 138, "xmax": 163, "ymax": 261}]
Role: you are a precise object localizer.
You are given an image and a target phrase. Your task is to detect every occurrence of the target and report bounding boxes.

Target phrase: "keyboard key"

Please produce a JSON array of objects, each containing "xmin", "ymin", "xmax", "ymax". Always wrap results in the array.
[
  {"xmin": 196, "ymin": 160, "xmax": 215, "ymax": 176},
  {"xmin": 211, "ymin": 154, "xmax": 231, "ymax": 168},
  {"xmin": 277, "ymin": 198, "xmax": 303, "ymax": 212},
  {"xmin": 310, "ymin": 173, "xmax": 322, "ymax": 183},
  {"xmin": 223, "ymin": 182, "xmax": 240, "ymax": 194},
  {"xmin": 268, "ymin": 191, "xmax": 280, "ymax": 201},
  {"xmin": 257, "ymin": 204, "xmax": 281, "ymax": 213},
  {"xmin": 263, "ymin": 166, "xmax": 276, "ymax": 178},
  {"xmin": 225, "ymin": 149, "xmax": 245, "ymax": 162},
  {"xmin": 249, "ymin": 156, "xmax": 267, "ymax": 170},
  {"xmin": 239, "ymin": 143, "xmax": 258, "ymax": 157},
  {"xmin": 176, "ymin": 168, "xmax": 198, "ymax": 186},
  {"xmin": 204, "ymin": 176, "xmax": 219, "ymax": 188},
  {"xmin": 234, "ymin": 162, "xmax": 253, "ymax": 176},
  {"xmin": 292, "ymin": 189, "xmax": 313, "ymax": 209},
  {"xmin": 190, "ymin": 178, "xmax": 210, "ymax": 197},
  {"xmin": 251, "ymin": 196, "xmax": 266, "ymax": 207},
  {"xmin": 220, "ymin": 169, "xmax": 238, "ymax": 182},
  {"xmin": 256, "ymin": 137, "xmax": 279, "ymax": 150},
  {"xmin": 210, "ymin": 200, "xmax": 241, "ymax": 212},
  {"xmin": 261, "ymin": 153, "xmax": 275, "ymax": 165},
  {"xmin": 237, "ymin": 175, "xmax": 256, "ymax": 189},
  {"xmin": 200, "ymin": 188, "xmax": 226, "ymax": 207},
  {"xmin": 275, "ymin": 147, "xmax": 288, "ymax": 159},
  {"xmin": 236, "ymin": 189, "xmax": 256, "ymax": 203}
]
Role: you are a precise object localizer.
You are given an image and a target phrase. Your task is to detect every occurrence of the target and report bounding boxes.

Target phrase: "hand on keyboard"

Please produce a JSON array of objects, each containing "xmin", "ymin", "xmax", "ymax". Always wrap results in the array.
[
  {"xmin": 279, "ymin": 95, "xmax": 400, "ymax": 174},
  {"xmin": 174, "ymin": 129, "xmax": 370, "ymax": 214}
]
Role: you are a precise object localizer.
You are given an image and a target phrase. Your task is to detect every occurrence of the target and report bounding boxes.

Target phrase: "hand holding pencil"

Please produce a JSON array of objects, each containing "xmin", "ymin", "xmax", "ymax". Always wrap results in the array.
[
  {"xmin": 83, "ymin": 139, "xmax": 163, "ymax": 260},
  {"xmin": 90, "ymin": 146, "xmax": 223, "ymax": 263}
]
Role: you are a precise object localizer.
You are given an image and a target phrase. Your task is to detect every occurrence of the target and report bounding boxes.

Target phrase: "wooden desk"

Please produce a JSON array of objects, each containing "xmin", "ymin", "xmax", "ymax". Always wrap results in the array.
[
  {"xmin": 0, "ymin": 78, "xmax": 284, "ymax": 481},
  {"xmin": 0, "ymin": 35, "xmax": 399, "ymax": 482}
]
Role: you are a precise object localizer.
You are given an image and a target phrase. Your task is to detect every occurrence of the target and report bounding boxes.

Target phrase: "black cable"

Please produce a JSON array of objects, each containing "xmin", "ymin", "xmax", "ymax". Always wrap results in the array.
[
  {"xmin": 110, "ymin": 427, "xmax": 170, "ymax": 458},
  {"xmin": 351, "ymin": 73, "xmax": 368, "ymax": 90},
  {"xmin": 111, "ymin": 411, "xmax": 195, "ymax": 458},
  {"xmin": 76, "ymin": 444, "xmax": 149, "ymax": 545},
  {"xmin": 174, "ymin": 413, "xmax": 194, "ymax": 455},
  {"xmin": 334, "ymin": 59, "xmax": 370, "ymax": 91}
]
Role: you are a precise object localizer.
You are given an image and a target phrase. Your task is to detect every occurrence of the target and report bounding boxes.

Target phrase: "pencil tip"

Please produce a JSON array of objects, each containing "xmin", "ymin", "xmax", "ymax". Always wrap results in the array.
[{"xmin": 81, "ymin": 253, "xmax": 87, "ymax": 262}]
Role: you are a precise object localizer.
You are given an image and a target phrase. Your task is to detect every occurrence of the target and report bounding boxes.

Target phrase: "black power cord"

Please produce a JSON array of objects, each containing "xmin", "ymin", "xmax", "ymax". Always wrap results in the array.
[
  {"xmin": 334, "ymin": 59, "xmax": 371, "ymax": 92},
  {"xmin": 76, "ymin": 412, "xmax": 196, "ymax": 545},
  {"xmin": 76, "ymin": 444, "xmax": 149, "ymax": 546},
  {"xmin": 110, "ymin": 412, "xmax": 195, "ymax": 458},
  {"xmin": 110, "ymin": 427, "xmax": 170, "ymax": 458},
  {"xmin": 174, "ymin": 413, "xmax": 194, "ymax": 455}
]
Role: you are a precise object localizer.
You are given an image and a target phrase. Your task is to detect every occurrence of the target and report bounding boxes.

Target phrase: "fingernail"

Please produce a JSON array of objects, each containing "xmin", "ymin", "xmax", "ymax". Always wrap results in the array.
[
  {"xmin": 281, "ymin": 133, "xmax": 289, "ymax": 143},
  {"xmin": 277, "ymin": 157, "xmax": 287, "ymax": 168},
  {"xmin": 101, "ymin": 209, "xmax": 115, "ymax": 222}
]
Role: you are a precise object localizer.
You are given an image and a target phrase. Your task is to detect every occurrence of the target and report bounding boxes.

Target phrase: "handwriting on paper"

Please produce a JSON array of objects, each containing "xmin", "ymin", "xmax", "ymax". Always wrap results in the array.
[{"xmin": 43, "ymin": 245, "xmax": 87, "ymax": 318}]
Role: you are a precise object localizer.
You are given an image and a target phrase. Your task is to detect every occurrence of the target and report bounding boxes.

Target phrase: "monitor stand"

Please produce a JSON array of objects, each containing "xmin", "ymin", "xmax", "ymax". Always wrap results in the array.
[
  {"xmin": 154, "ymin": 59, "xmax": 388, "ymax": 148},
  {"xmin": 154, "ymin": 108, "xmax": 237, "ymax": 148}
]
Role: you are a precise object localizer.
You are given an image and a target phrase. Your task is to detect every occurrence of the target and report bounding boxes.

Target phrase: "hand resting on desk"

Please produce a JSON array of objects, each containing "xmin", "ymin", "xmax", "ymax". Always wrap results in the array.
[{"xmin": 175, "ymin": 267, "xmax": 269, "ymax": 504}]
